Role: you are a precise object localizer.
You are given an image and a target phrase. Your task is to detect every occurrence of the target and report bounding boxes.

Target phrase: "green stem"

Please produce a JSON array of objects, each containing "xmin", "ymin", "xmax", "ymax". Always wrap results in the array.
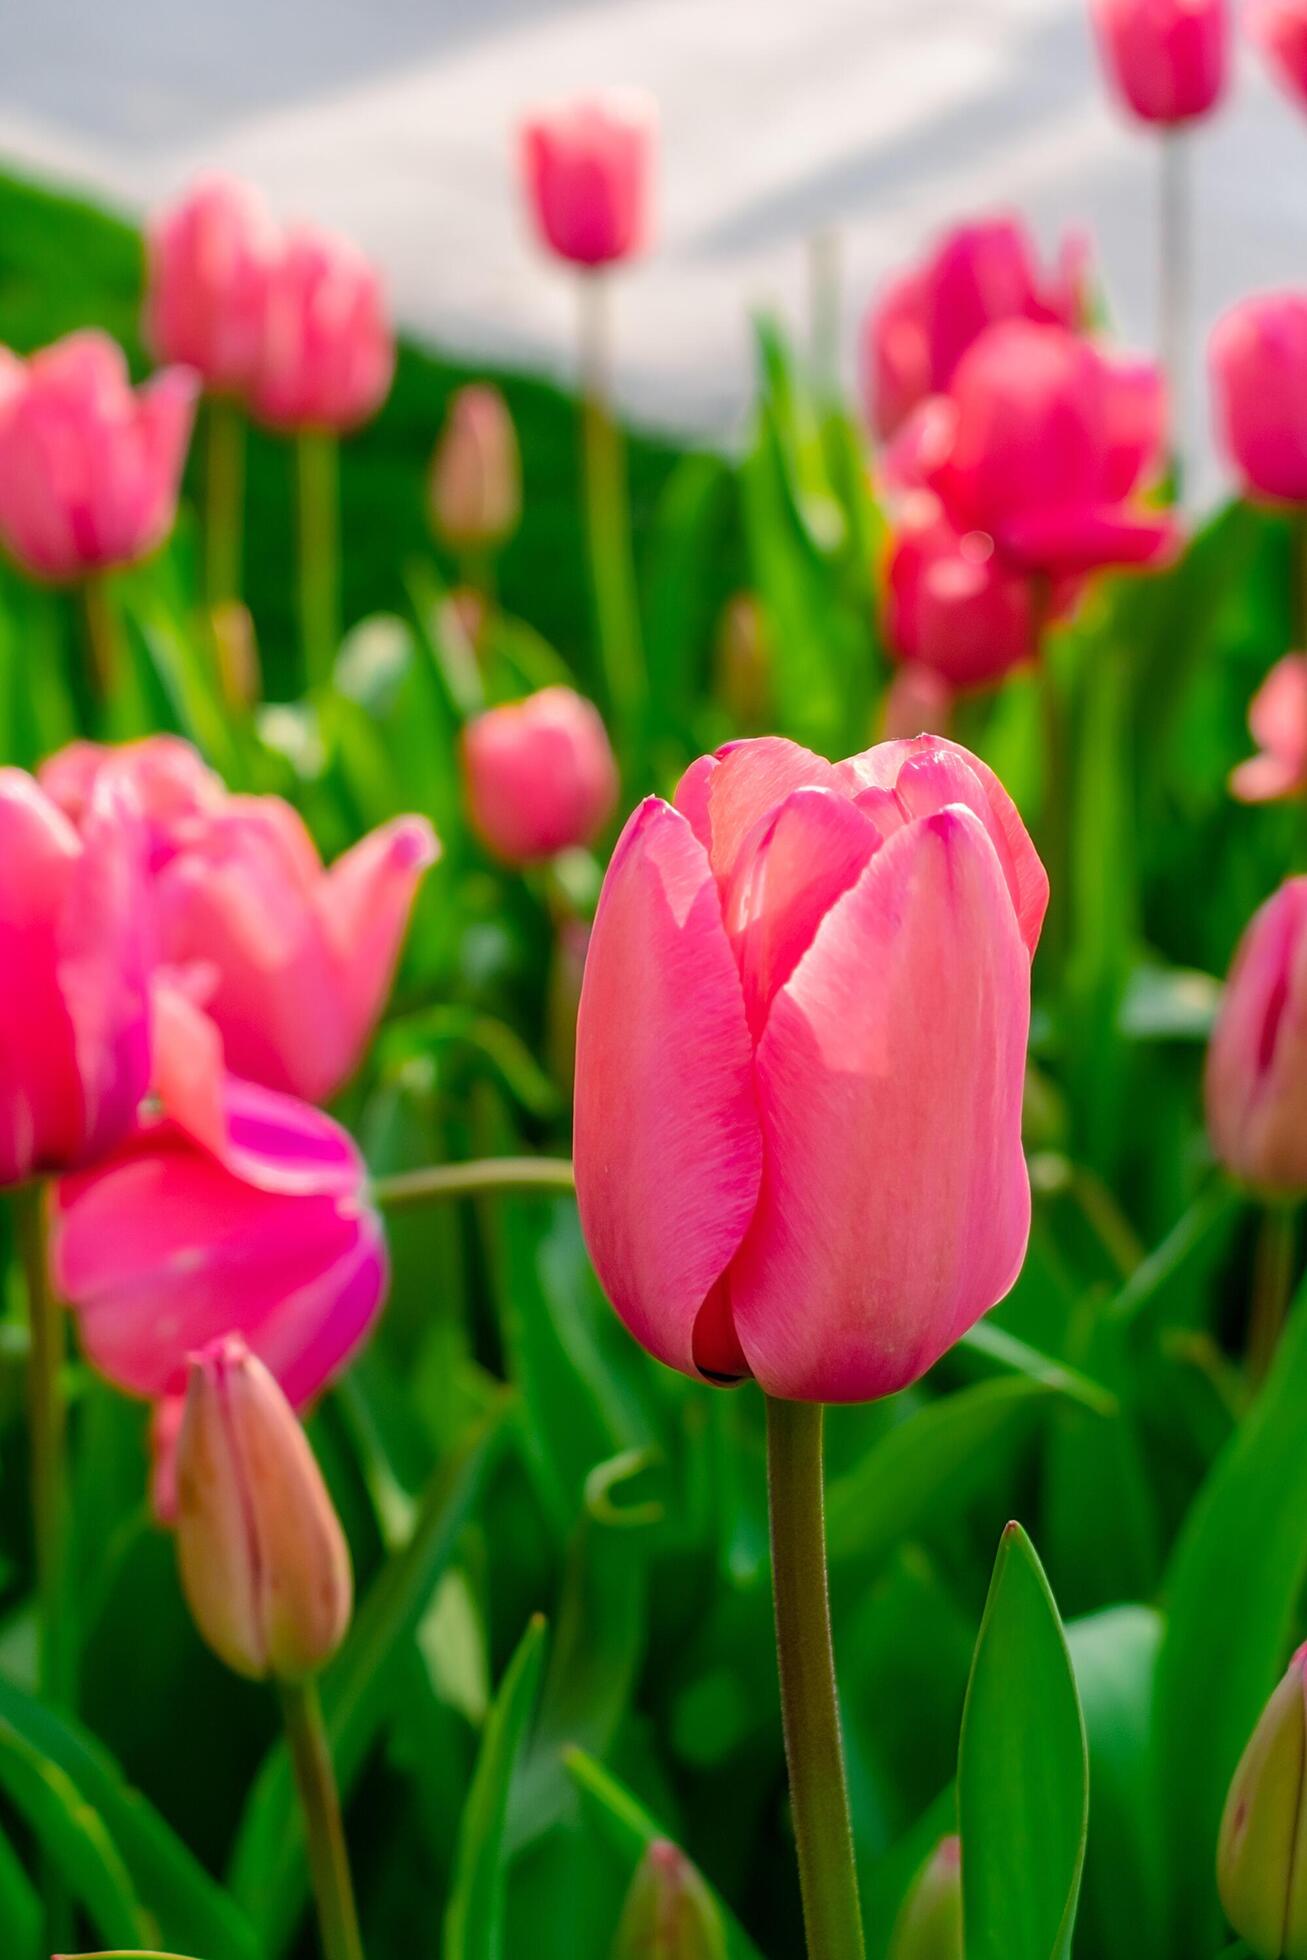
[
  {"xmin": 807, "ymin": 226, "xmax": 841, "ymax": 406},
  {"xmin": 372, "ymin": 1157, "xmax": 575, "ymax": 1213},
  {"xmin": 297, "ymin": 431, "xmax": 340, "ymax": 692},
  {"xmin": 15, "ymin": 1181, "xmax": 71, "ymax": 1709},
  {"xmin": 765, "ymin": 1397, "xmax": 865, "ymax": 1960},
  {"xmin": 279, "ymin": 1676, "xmax": 365, "ymax": 1960},
  {"xmin": 1159, "ymin": 129, "xmax": 1189, "ymax": 498},
  {"xmin": 80, "ymin": 573, "xmax": 121, "ymax": 704},
  {"xmin": 205, "ymin": 395, "xmax": 246, "ymax": 608},
  {"xmin": 1248, "ymin": 1204, "xmax": 1298, "ymax": 1386},
  {"xmin": 1036, "ymin": 587, "xmax": 1067, "ymax": 969},
  {"xmin": 578, "ymin": 272, "xmax": 645, "ymax": 775}
]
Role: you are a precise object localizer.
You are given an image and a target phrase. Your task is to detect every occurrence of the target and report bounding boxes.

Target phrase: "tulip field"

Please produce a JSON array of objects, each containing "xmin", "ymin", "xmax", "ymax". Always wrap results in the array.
[{"xmin": 7, "ymin": 6, "xmax": 1307, "ymax": 1959}]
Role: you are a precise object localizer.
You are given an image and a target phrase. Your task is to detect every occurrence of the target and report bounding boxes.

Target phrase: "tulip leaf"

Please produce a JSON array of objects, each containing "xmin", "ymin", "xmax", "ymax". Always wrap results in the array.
[
  {"xmin": 957, "ymin": 1522, "xmax": 1088, "ymax": 1960},
  {"xmin": 0, "ymin": 1819, "xmax": 39, "ymax": 1960},
  {"xmin": 1067, "ymin": 1605, "xmax": 1165, "ymax": 1960},
  {"xmin": 958, "ymin": 1319, "xmax": 1117, "ymax": 1413},
  {"xmin": 0, "ymin": 1708, "xmax": 149, "ymax": 1945},
  {"xmin": 1153, "ymin": 1281, "xmax": 1307, "ymax": 1956},
  {"xmin": 444, "ymin": 1613, "xmax": 548, "ymax": 1960}
]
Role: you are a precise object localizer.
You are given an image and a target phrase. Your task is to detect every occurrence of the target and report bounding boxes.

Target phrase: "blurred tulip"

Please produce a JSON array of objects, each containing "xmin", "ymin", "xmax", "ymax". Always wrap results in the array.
[
  {"xmin": 879, "ymin": 661, "xmax": 954, "ymax": 741},
  {"xmin": 429, "ymin": 383, "xmax": 521, "ymax": 554},
  {"xmin": 0, "ymin": 331, "xmax": 196, "ymax": 582},
  {"xmin": 520, "ymin": 92, "xmax": 656, "ymax": 268},
  {"xmin": 248, "ymin": 225, "xmax": 394, "ymax": 433},
  {"xmin": 885, "ymin": 491, "xmax": 1040, "ymax": 688},
  {"xmin": 145, "ymin": 174, "xmax": 276, "ymax": 396},
  {"xmin": 174, "ymin": 1334, "xmax": 352, "ymax": 1680},
  {"xmin": 0, "ymin": 768, "xmax": 150, "ymax": 1186},
  {"xmin": 1211, "ymin": 293, "xmax": 1307, "ymax": 503},
  {"xmin": 574, "ymin": 733, "xmax": 1046, "ymax": 1402},
  {"xmin": 888, "ymin": 1836, "xmax": 964, "ymax": 1960},
  {"xmin": 612, "ymin": 1838, "xmax": 726, "ymax": 1959},
  {"xmin": 1231, "ymin": 654, "xmax": 1307, "ymax": 803},
  {"xmin": 1205, "ymin": 877, "xmax": 1307, "ymax": 1193},
  {"xmin": 1091, "ymin": 0, "xmax": 1228, "ymax": 124},
  {"xmin": 715, "ymin": 593, "xmax": 772, "ymax": 728},
  {"xmin": 1249, "ymin": 0, "xmax": 1307, "ymax": 109},
  {"xmin": 40, "ymin": 733, "xmax": 223, "ymax": 874},
  {"xmin": 863, "ymin": 216, "xmax": 1086, "ymax": 440},
  {"xmin": 1218, "ymin": 1644, "xmax": 1307, "ymax": 1959},
  {"xmin": 464, "ymin": 685, "xmax": 618, "ymax": 864}
]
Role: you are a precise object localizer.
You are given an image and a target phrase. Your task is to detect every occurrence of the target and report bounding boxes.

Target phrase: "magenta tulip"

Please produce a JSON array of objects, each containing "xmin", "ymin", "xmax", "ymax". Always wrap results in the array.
[
  {"xmin": 863, "ymin": 216, "xmax": 1086, "ymax": 441},
  {"xmin": 1231, "ymin": 655, "xmax": 1307, "ymax": 803},
  {"xmin": 248, "ymin": 225, "xmax": 394, "ymax": 433},
  {"xmin": 1206, "ymin": 877, "xmax": 1307, "ymax": 1193},
  {"xmin": 0, "ymin": 331, "xmax": 197, "ymax": 582},
  {"xmin": 144, "ymin": 175, "xmax": 276, "ymax": 398},
  {"xmin": 1091, "ymin": 0, "xmax": 1228, "ymax": 124},
  {"xmin": 1248, "ymin": 0, "xmax": 1307, "ymax": 109},
  {"xmin": 429, "ymin": 384, "xmax": 521, "ymax": 553},
  {"xmin": 574, "ymin": 734, "xmax": 1046, "ymax": 1403},
  {"xmin": 520, "ymin": 92, "xmax": 656, "ymax": 269},
  {"xmin": 464, "ymin": 685, "xmax": 618, "ymax": 864},
  {"xmin": 885, "ymin": 491, "xmax": 1041, "ymax": 689},
  {"xmin": 1211, "ymin": 293, "xmax": 1307, "ymax": 503}
]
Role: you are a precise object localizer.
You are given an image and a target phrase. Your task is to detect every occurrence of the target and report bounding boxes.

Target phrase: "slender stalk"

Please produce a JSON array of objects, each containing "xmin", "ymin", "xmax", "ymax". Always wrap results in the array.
[
  {"xmin": 765, "ymin": 1397, "xmax": 865, "ymax": 1960},
  {"xmin": 15, "ymin": 1181, "xmax": 71, "ymax": 1709},
  {"xmin": 280, "ymin": 1676, "xmax": 365, "ymax": 1960},
  {"xmin": 1159, "ymin": 129, "xmax": 1190, "ymax": 499},
  {"xmin": 807, "ymin": 226, "xmax": 842, "ymax": 404},
  {"xmin": 1248, "ymin": 1203, "xmax": 1298, "ymax": 1386},
  {"xmin": 205, "ymin": 395, "xmax": 246, "ymax": 608},
  {"xmin": 297, "ymin": 430, "xmax": 340, "ymax": 692},
  {"xmin": 80, "ymin": 573, "xmax": 121, "ymax": 703},
  {"xmin": 373, "ymin": 1156, "xmax": 575, "ymax": 1213},
  {"xmin": 578, "ymin": 272, "xmax": 645, "ymax": 771},
  {"xmin": 1294, "ymin": 506, "xmax": 1307, "ymax": 647},
  {"xmin": 1035, "ymin": 580, "xmax": 1067, "ymax": 967}
]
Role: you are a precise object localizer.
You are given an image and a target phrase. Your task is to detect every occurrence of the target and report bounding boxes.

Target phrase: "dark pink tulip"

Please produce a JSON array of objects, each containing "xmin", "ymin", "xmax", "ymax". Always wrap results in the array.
[
  {"xmin": 1091, "ymin": 0, "xmax": 1228, "ymax": 124},
  {"xmin": 574, "ymin": 734, "xmax": 1046, "ymax": 1403},
  {"xmin": 0, "ymin": 768, "xmax": 150, "ymax": 1186},
  {"xmin": 0, "ymin": 331, "xmax": 197, "ymax": 582},
  {"xmin": 1210, "ymin": 293, "xmax": 1307, "ymax": 503},
  {"xmin": 885, "ymin": 491, "xmax": 1039, "ymax": 689},
  {"xmin": 464, "ymin": 685, "xmax": 618, "ymax": 863},
  {"xmin": 520, "ymin": 92, "xmax": 656, "ymax": 269},
  {"xmin": 248, "ymin": 225, "xmax": 394, "ymax": 433},
  {"xmin": 1205, "ymin": 877, "xmax": 1307, "ymax": 1193},
  {"xmin": 863, "ymin": 216, "xmax": 1087, "ymax": 440},
  {"xmin": 1230, "ymin": 654, "xmax": 1307, "ymax": 803},
  {"xmin": 1250, "ymin": 0, "xmax": 1307, "ymax": 108},
  {"xmin": 144, "ymin": 175, "xmax": 276, "ymax": 397}
]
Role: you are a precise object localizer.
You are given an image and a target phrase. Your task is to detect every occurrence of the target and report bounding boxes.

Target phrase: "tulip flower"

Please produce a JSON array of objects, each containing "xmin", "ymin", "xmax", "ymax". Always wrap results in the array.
[
  {"xmin": 1218, "ymin": 1645, "xmax": 1307, "ymax": 1959},
  {"xmin": 613, "ymin": 1839, "xmax": 726, "ymax": 1960},
  {"xmin": 879, "ymin": 661, "xmax": 954, "ymax": 741},
  {"xmin": 1091, "ymin": 0, "xmax": 1228, "ymax": 124},
  {"xmin": 1249, "ymin": 0, "xmax": 1307, "ymax": 110},
  {"xmin": 885, "ymin": 491, "xmax": 1041, "ymax": 689},
  {"xmin": 39, "ymin": 733, "xmax": 224, "ymax": 873},
  {"xmin": 1211, "ymin": 294, "xmax": 1307, "ymax": 504},
  {"xmin": 1206, "ymin": 877, "xmax": 1307, "ymax": 1195},
  {"xmin": 429, "ymin": 383, "xmax": 521, "ymax": 560},
  {"xmin": 519, "ymin": 91, "xmax": 656, "ymax": 269},
  {"xmin": 0, "ymin": 330, "xmax": 196, "ymax": 584},
  {"xmin": 863, "ymin": 216, "xmax": 1086, "ymax": 440},
  {"xmin": 464, "ymin": 685, "xmax": 618, "ymax": 864},
  {"xmin": 889, "ymin": 1837, "xmax": 964, "ymax": 1960},
  {"xmin": 144, "ymin": 174, "xmax": 275, "ymax": 396},
  {"xmin": 1231, "ymin": 655, "xmax": 1307, "ymax": 803}
]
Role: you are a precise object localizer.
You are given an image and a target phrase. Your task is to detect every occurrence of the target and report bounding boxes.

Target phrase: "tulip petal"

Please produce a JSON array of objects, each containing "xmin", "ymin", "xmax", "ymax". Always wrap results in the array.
[
  {"xmin": 996, "ymin": 504, "xmax": 1177, "ymax": 573},
  {"xmin": 0, "ymin": 773, "xmax": 83, "ymax": 1179},
  {"xmin": 322, "ymin": 814, "xmax": 438, "ymax": 1054},
  {"xmin": 673, "ymin": 737, "xmax": 842, "ymax": 882},
  {"xmin": 574, "ymin": 798, "xmax": 762, "ymax": 1381}
]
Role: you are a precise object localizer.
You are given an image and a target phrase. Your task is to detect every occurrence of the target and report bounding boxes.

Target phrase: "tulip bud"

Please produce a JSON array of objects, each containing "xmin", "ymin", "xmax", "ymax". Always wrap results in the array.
[
  {"xmin": 612, "ymin": 1839, "xmax": 726, "ymax": 1960},
  {"xmin": 715, "ymin": 593, "xmax": 772, "ymax": 729},
  {"xmin": 1091, "ymin": 0, "xmax": 1228, "ymax": 126},
  {"xmin": 1205, "ymin": 877, "xmax": 1307, "ymax": 1195},
  {"xmin": 880, "ymin": 662, "xmax": 953, "ymax": 742},
  {"xmin": 463, "ymin": 685, "xmax": 618, "ymax": 864},
  {"xmin": 889, "ymin": 1836, "xmax": 963, "ymax": 1960},
  {"xmin": 429, "ymin": 384, "xmax": 521, "ymax": 554},
  {"xmin": 1218, "ymin": 1646, "xmax": 1307, "ymax": 1958},
  {"xmin": 175, "ymin": 1336, "xmax": 352, "ymax": 1681}
]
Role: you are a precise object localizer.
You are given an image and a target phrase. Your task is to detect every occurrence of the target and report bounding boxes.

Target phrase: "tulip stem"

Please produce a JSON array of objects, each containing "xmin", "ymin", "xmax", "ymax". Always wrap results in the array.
[
  {"xmin": 1035, "ymin": 587, "xmax": 1068, "ymax": 968},
  {"xmin": 205, "ymin": 395, "xmax": 246, "ymax": 608},
  {"xmin": 80, "ymin": 573, "xmax": 121, "ymax": 704},
  {"xmin": 372, "ymin": 1156, "xmax": 575, "ymax": 1212},
  {"xmin": 297, "ymin": 430, "xmax": 340, "ymax": 693},
  {"xmin": 280, "ymin": 1676, "xmax": 365, "ymax": 1960},
  {"xmin": 1160, "ymin": 128, "xmax": 1189, "ymax": 498},
  {"xmin": 15, "ymin": 1180, "xmax": 72, "ymax": 1711},
  {"xmin": 578, "ymin": 271, "xmax": 645, "ymax": 776},
  {"xmin": 1248, "ymin": 1203, "xmax": 1299, "ymax": 1386},
  {"xmin": 765, "ymin": 1396, "xmax": 865, "ymax": 1960}
]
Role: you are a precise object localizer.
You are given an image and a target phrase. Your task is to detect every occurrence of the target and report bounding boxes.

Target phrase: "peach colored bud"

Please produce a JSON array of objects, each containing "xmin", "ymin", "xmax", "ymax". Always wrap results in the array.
[
  {"xmin": 889, "ymin": 1836, "xmax": 963, "ymax": 1960},
  {"xmin": 1218, "ymin": 1645, "xmax": 1307, "ymax": 1959},
  {"xmin": 429, "ymin": 385, "xmax": 521, "ymax": 553},
  {"xmin": 174, "ymin": 1335, "xmax": 352, "ymax": 1681},
  {"xmin": 880, "ymin": 661, "xmax": 954, "ymax": 741},
  {"xmin": 612, "ymin": 1838, "xmax": 726, "ymax": 1959}
]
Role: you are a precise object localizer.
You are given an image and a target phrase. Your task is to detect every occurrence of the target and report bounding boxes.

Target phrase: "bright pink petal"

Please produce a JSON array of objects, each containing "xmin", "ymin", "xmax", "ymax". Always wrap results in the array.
[
  {"xmin": 996, "ymin": 503, "xmax": 1178, "ymax": 574},
  {"xmin": 322, "ymin": 814, "xmax": 438, "ymax": 1056},
  {"xmin": 0, "ymin": 773, "xmax": 83, "ymax": 1179}
]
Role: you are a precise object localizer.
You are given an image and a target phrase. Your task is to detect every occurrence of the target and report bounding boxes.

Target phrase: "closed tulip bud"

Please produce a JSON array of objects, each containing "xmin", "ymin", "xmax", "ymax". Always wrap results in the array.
[
  {"xmin": 1091, "ymin": 0, "xmax": 1228, "ymax": 125},
  {"xmin": 145, "ymin": 173, "xmax": 277, "ymax": 396},
  {"xmin": 464, "ymin": 685, "xmax": 618, "ymax": 864},
  {"xmin": 174, "ymin": 1335, "xmax": 352, "ymax": 1681},
  {"xmin": 520, "ymin": 92, "xmax": 656, "ymax": 269},
  {"xmin": 889, "ymin": 1836, "xmax": 964, "ymax": 1960},
  {"xmin": 1231, "ymin": 655, "xmax": 1307, "ymax": 804},
  {"xmin": 429, "ymin": 384, "xmax": 521, "ymax": 553},
  {"xmin": 1206, "ymin": 878, "xmax": 1307, "ymax": 1195},
  {"xmin": 612, "ymin": 1839, "xmax": 726, "ymax": 1960},
  {"xmin": 1218, "ymin": 1646, "xmax": 1307, "ymax": 1958},
  {"xmin": 248, "ymin": 225, "xmax": 394, "ymax": 434},
  {"xmin": 1249, "ymin": 0, "xmax": 1307, "ymax": 111},
  {"xmin": 715, "ymin": 593, "xmax": 772, "ymax": 728},
  {"xmin": 1211, "ymin": 295, "xmax": 1307, "ymax": 505}
]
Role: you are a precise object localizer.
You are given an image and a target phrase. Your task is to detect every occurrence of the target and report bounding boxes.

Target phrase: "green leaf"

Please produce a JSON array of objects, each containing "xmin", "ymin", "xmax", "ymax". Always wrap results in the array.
[
  {"xmin": 957, "ymin": 1522, "xmax": 1088, "ymax": 1960},
  {"xmin": 0, "ymin": 1818, "xmax": 39, "ymax": 1960},
  {"xmin": 443, "ymin": 1614, "xmax": 548, "ymax": 1960},
  {"xmin": 957, "ymin": 1320, "xmax": 1117, "ymax": 1414},
  {"xmin": 1067, "ymin": 1606, "xmax": 1165, "ymax": 1960}
]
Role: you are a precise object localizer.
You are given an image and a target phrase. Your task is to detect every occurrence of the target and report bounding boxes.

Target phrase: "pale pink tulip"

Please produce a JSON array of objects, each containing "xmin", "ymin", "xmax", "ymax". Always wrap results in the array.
[
  {"xmin": 574, "ymin": 734, "xmax": 1046, "ymax": 1403},
  {"xmin": 464, "ymin": 685, "xmax": 618, "ymax": 864},
  {"xmin": 1205, "ymin": 877, "xmax": 1307, "ymax": 1193},
  {"xmin": 520, "ymin": 92, "xmax": 656, "ymax": 268},
  {"xmin": 1211, "ymin": 293, "xmax": 1307, "ymax": 503},
  {"xmin": 248, "ymin": 225, "xmax": 394, "ymax": 432},
  {"xmin": 1231, "ymin": 654, "xmax": 1307, "ymax": 802},
  {"xmin": 429, "ymin": 384, "xmax": 521, "ymax": 552},
  {"xmin": 1092, "ymin": 0, "xmax": 1228, "ymax": 124},
  {"xmin": 0, "ymin": 332, "xmax": 197, "ymax": 581},
  {"xmin": 144, "ymin": 175, "xmax": 277, "ymax": 397},
  {"xmin": 1247, "ymin": 0, "xmax": 1307, "ymax": 108}
]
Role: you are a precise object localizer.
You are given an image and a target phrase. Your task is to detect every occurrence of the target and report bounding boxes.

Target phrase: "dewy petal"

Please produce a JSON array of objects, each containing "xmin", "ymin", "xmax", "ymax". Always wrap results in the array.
[
  {"xmin": 727, "ymin": 806, "xmax": 1032, "ymax": 1402},
  {"xmin": 671, "ymin": 737, "xmax": 842, "ymax": 882},
  {"xmin": 573, "ymin": 798, "xmax": 763, "ymax": 1381}
]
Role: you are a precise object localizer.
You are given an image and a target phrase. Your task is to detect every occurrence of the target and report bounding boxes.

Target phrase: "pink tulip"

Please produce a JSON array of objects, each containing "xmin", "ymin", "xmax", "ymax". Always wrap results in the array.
[
  {"xmin": 0, "ymin": 768, "xmax": 151, "ymax": 1186},
  {"xmin": 248, "ymin": 225, "xmax": 394, "ymax": 433},
  {"xmin": 520, "ymin": 92, "xmax": 656, "ymax": 269},
  {"xmin": 879, "ymin": 662, "xmax": 954, "ymax": 741},
  {"xmin": 863, "ymin": 216, "xmax": 1087, "ymax": 440},
  {"xmin": 144, "ymin": 175, "xmax": 277, "ymax": 397},
  {"xmin": 1091, "ymin": 0, "xmax": 1228, "ymax": 124},
  {"xmin": 39, "ymin": 734, "xmax": 224, "ymax": 873},
  {"xmin": 574, "ymin": 734, "xmax": 1046, "ymax": 1403},
  {"xmin": 429, "ymin": 384, "xmax": 521, "ymax": 552},
  {"xmin": 464, "ymin": 685, "xmax": 618, "ymax": 864},
  {"xmin": 1249, "ymin": 0, "xmax": 1307, "ymax": 108},
  {"xmin": 1231, "ymin": 654, "xmax": 1307, "ymax": 803},
  {"xmin": 885, "ymin": 491, "xmax": 1040, "ymax": 689},
  {"xmin": 0, "ymin": 331, "xmax": 197, "ymax": 582},
  {"xmin": 1211, "ymin": 293, "xmax": 1307, "ymax": 503},
  {"xmin": 1205, "ymin": 877, "xmax": 1307, "ymax": 1193}
]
